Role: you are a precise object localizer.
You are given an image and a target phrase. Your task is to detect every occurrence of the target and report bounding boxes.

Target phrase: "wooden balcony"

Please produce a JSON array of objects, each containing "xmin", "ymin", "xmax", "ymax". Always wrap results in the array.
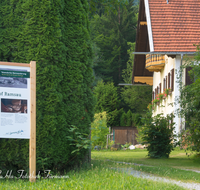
[{"xmin": 145, "ymin": 54, "xmax": 165, "ymax": 72}]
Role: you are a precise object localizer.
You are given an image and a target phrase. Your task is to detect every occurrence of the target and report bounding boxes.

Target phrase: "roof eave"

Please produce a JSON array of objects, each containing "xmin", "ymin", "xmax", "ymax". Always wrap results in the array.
[{"xmin": 144, "ymin": 0, "xmax": 154, "ymax": 52}]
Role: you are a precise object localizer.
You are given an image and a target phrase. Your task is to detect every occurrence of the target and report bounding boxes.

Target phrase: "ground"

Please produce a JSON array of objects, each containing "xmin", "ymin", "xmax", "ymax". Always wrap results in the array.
[{"xmin": 0, "ymin": 148, "xmax": 199, "ymax": 189}]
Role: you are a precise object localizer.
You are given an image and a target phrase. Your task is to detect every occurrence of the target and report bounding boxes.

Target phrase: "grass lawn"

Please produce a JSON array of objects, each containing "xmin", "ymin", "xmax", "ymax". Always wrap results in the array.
[
  {"xmin": 0, "ymin": 161, "xmax": 186, "ymax": 190},
  {"xmin": 0, "ymin": 148, "xmax": 198, "ymax": 189},
  {"xmin": 92, "ymin": 148, "xmax": 200, "ymax": 183}
]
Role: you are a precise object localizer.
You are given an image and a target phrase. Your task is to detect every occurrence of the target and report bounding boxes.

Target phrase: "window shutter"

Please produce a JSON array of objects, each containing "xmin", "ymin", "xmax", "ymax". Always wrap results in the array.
[
  {"xmin": 171, "ymin": 69, "xmax": 174, "ymax": 91},
  {"xmin": 163, "ymin": 78, "xmax": 165, "ymax": 91},
  {"xmin": 152, "ymin": 91, "xmax": 154, "ymax": 101},
  {"xmin": 165, "ymin": 76, "xmax": 167, "ymax": 89},
  {"xmin": 168, "ymin": 72, "xmax": 170, "ymax": 88},
  {"xmin": 159, "ymin": 83, "xmax": 161, "ymax": 93},
  {"xmin": 155, "ymin": 88, "xmax": 157, "ymax": 97},
  {"xmin": 185, "ymin": 67, "xmax": 193, "ymax": 85},
  {"xmin": 157, "ymin": 86, "xmax": 159, "ymax": 94}
]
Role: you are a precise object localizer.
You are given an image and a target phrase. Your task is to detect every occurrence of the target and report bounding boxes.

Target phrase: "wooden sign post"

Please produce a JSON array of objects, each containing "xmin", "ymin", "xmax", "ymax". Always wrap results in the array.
[
  {"xmin": 0, "ymin": 61, "xmax": 36, "ymax": 182},
  {"xmin": 29, "ymin": 61, "xmax": 36, "ymax": 182}
]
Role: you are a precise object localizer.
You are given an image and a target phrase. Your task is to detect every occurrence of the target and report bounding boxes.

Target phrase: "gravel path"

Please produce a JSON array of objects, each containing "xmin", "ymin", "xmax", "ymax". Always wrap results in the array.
[
  {"xmin": 111, "ymin": 167, "xmax": 200, "ymax": 190},
  {"xmin": 106, "ymin": 160, "xmax": 200, "ymax": 190}
]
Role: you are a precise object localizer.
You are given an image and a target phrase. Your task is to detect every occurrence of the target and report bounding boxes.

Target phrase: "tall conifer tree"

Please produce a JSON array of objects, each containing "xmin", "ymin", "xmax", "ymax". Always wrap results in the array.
[
  {"xmin": 0, "ymin": 0, "xmax": 94, "ymax": 173},
  {"xmin": 90, "ymin": 0, "xmax": 138, "ymax": 85}
]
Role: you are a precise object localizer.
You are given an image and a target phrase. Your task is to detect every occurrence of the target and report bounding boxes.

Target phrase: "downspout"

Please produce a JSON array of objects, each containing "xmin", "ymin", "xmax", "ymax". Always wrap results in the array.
[{"xmin": 180, "ymin": 54, "xmax": 183, "ymax": 131}]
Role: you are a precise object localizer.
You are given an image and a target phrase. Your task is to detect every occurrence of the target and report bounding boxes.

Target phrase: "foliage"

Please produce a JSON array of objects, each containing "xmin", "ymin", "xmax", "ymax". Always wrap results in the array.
[
  {"xmin": 148, "ymin": 88, "xmax": 171, "ymax": 111},
  {"xmin": 110, "ymin": 147, "xmax": 118, "ymax": 151},
  {"xmin": 141, "ymin": 113, "xmax": 176, "ymax": 158},
  {"xmin": 158, "ymin": 93, "xmax": 164, "ymax": 100},
  {"xmin": 93, "ymin": 80, "xmax": 122, "ymax": 126},
  {"xmin": 121, "ymin": 42, "xmax": 152, "ymax": 113},
  {"xmin": 132, "ymin": 113, "xmax": 142, "ymax": 126},
  {"xmin": 126, "ymin": 109, "xmax": 133, "ymax": 126},
  {"xmin": 0, "ymin": 0, "xmax": 95, "ymax": 174},
  {"xmin": 90, "ymin": 0, "xmax": 138, "ymax": 85},
  {"xmin": 122, "ymin": 42, "xmax": 136, "ymax": 83},
  {"xmin": 164, "ymin": 88, "xmax": 171, "ymax": 96},
  {"xmin": 178, "ymin": 49, "xmax": 200, "ymax": 153},
  {"xmin": 88, "ymin": 0, "xmax": 130, "ymax": 17},
  {"xmin": 121, "ymin": 142, "xmax": 131, "ymax": 149},
  {"xmin": 119, "ymin": 110, "xmax": 141, "ymax": 127},
  {"xmin": 120, "ymin": 111, "xmax": 127, "ymax": 126},
  {"xmin": 108, "ymin": 140, "xmax": 115, "ymax": 149},
  {"xmin": 121, "ymin": 86, "xmax": 152, "ymax": 113},
  {"xmin": 67, "ymin": 125, "xmax": 91, "ymax": 154},
  {"xmin": 147, "ymin": 103, "xmax": 153, "ymax": 111},
  {"xmin": 135, "ymin": 113, "xmax": 146, "ymax": 144},
  {"xmin": 91, "ymin": 112, "xmax": 109, "ymax": 148},
  {"xmin": 91, "ymin": 42, "xmax": 103, "ymax": 87}
]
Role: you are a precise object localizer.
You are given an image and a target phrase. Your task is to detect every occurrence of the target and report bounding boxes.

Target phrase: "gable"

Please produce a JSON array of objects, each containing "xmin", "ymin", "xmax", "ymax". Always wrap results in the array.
[
  {"xmin": 149, "ymin": 0, "xmax": 200, "ymax": 52},
  {"xmin": 132, "ymin": 0, "xmax": 200, "ymax": 85}
]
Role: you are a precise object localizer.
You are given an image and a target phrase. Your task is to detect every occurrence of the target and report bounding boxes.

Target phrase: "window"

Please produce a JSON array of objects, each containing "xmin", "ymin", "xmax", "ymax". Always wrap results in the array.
[
  {"xmin": 163, "ymin": 78, "xmax": 165, "ymax": 91},
  {"xmin": 159, "ymin": 83, "xmax": 161, "ymax": 93},
  {"xmin": 168, "ymin": 72, "xmax": 171, "ymax": 89},
  {"xmin": 152, "ymin": 91, "xmax": 155, "ymax": 100},
  {"xmin": 171, "ymin": 69, "xmax": 174, "ymax": 91}
]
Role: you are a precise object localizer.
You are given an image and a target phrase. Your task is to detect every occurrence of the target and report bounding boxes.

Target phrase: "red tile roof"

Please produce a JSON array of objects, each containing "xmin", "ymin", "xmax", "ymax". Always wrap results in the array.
[{"xmin": 149, "ymin": 0, "xmax": 200, "ymax": 52}]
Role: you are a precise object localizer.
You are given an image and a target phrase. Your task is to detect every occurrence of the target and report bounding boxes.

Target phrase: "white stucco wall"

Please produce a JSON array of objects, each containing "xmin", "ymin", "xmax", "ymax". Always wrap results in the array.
[{"xmin": 152, "ymin": 55, "xmax": 182, "ymax": 134}]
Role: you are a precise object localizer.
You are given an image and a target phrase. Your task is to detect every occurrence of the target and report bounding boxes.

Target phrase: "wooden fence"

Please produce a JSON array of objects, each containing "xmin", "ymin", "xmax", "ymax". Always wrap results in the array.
[{"xmin": 111, "ymin": 127, "xmax": 138, "ymax": 145}]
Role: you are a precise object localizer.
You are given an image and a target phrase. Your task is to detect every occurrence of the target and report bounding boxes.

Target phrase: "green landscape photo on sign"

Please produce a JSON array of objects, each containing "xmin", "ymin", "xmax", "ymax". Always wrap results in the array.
[{"xmin": 0, "ymin": 70, "xmax": 30, "ymax": 78}]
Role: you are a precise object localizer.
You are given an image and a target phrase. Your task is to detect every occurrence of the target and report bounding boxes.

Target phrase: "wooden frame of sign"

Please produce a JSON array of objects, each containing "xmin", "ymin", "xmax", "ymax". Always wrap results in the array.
[
  {"xmin": 0, "ymin": 61, "xmax": 36, "ymax": 182},
  {"xmin": 29, "ymin": 61, "xmax": 36, "ymax": 182}
]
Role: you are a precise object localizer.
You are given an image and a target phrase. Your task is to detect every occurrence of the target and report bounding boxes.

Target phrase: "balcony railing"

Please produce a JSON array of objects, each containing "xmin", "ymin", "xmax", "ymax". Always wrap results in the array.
[{"xmin": 145, "ymin": 54, "xmax": 165, "ymax": 72}]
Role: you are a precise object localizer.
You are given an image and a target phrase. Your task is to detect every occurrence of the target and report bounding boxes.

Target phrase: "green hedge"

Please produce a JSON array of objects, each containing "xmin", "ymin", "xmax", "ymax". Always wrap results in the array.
[{"xmin": 0, "ymin": 0, "xmax": 94, "ymax": 174}]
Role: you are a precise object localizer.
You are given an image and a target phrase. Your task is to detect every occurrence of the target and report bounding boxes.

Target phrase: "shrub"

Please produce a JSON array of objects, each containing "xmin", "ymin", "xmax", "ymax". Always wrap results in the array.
[
  {"xmin": 91, "ymin": 112, "xmax": 109, "ymax": 148},
  {"xmin": 141, "ymin": 113, "xmax": 176, "ymax": 158}
]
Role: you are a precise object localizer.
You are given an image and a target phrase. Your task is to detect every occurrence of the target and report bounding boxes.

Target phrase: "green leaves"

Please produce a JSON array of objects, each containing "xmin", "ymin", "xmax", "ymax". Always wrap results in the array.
[
  {"xmin": 67, "ymin": 125, "xmax": 92, "ymax": 154},
  {"xmin": 121, "ymin": 42, "xmax": 152, "ymax": 114},
  {"xmin": 91, "ymin": 112, "xmax": 109, "ymax": 147},
  {"xmin": 140, "ymin": 113, "xmax": 176, "ymax": 158},
  {"xmin": 178, "ymin": 48, "xmax": 200, "ymax": 153},
  {"xmin": 93, "ymin": 80, "xmax": 121, "ymax": 126},
  {"xmin": 88, "ymin": 0, "xmax": 129, "ymax": 17},
  {"xmin": 90, "ymin": 0, "xmax": 138, "ymax": 85}
]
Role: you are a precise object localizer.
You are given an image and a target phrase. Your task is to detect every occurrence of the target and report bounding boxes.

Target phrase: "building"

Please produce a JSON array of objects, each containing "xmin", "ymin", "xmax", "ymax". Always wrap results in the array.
[{"xmin": 132, "ymin": 0, "xmax": 200, "ymax": 134}]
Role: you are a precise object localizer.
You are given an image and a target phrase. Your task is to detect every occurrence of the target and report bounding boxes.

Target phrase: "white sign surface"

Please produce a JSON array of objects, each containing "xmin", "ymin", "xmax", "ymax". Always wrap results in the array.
[{"xmin": 0, "ymin": 65, "xmax": 30, "ymax": 139}]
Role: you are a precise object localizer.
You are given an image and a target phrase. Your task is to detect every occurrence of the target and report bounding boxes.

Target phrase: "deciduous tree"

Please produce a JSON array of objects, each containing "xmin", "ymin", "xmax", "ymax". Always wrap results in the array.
[{"xmin": 178, "ymin": 48, "xmax": 200, "ymax": 153}]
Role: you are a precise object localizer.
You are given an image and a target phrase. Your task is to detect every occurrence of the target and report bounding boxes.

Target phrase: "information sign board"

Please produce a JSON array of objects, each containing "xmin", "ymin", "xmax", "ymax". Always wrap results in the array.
[
  {"xmin": 0, "ymin": 65, "xmax": 30, "ymax": 139},
  {"xmin": 0, "ymin": 61, "xmax": 36, "ymax": 182}
]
